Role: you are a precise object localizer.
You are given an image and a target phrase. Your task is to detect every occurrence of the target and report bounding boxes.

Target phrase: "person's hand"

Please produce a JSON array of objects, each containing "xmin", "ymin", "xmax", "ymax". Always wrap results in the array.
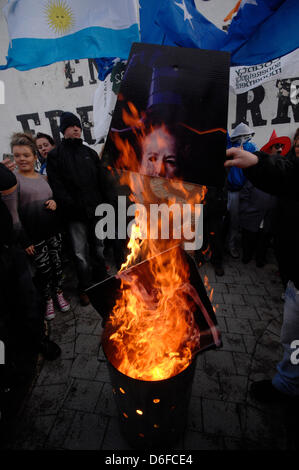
[
  {"xmin": 44, "ymin": 199, "xmax": 57, "ymax": 211},
  {"xmin": 26, "ymin": 245, "xmax": 35, "ymax": 256},
  {"xmin": 225, "ymin": 148, "xmax": 258, "ymax": 169},
  {"xmin": 2, "ymin": 158, "xmax": 16, "ymax": 172}
]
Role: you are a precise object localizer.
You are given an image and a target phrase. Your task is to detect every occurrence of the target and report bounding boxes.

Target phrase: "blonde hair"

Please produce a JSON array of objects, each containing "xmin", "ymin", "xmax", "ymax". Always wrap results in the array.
[{"xmin": 10, "ymin": 132, "xmax": 37, "ymax": 155}]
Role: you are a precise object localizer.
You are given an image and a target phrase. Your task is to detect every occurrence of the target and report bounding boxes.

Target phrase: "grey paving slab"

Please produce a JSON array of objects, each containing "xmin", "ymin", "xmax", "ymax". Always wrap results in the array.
[
  {"xmin": 201, "ymin": 399, "xmax": 242, "ymax": 438},
  {"xmin": 204, "ymin": 350, "xmax": 236, "ymax": 377},
  {"xmin": 63, "ymin": 412, "xmax": 108, "ymax": 450},
  {"xmin": 70, "ymin": 354, "xmax": 101, "ymax": 380},
  {"xmin": 11, "ymin": 252, "xmax": 294, "ymax": 451},
  {"xmin": 44, "ymin": 409, "xmax": 76, "ymax": 449},
  {"xmin": 183, "ymin": 431, "xmax": 224, "ymax": 450},
  {"xmin": 75, "ymin": 333, "xmax": 101, "ymax": 355},
  {"xmin": 63, "ymin": 378, "xmax": 104, "ymax": 413}
]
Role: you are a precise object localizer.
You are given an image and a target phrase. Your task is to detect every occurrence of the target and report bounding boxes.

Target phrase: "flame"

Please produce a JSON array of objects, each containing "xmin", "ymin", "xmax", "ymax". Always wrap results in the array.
[{"xmin": 103, "ymin": 102, "xmax": 212, "ymax": 381}]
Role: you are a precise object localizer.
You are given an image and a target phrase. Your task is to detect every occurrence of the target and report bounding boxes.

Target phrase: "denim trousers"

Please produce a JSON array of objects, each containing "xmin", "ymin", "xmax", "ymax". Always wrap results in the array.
[
  {"xmin": 272, "ymin": 280, "xmax": 299, "ymax": 396},
  {"xmin": 68, "ymin": 220, "xmax": 105, "ymax": 291}
]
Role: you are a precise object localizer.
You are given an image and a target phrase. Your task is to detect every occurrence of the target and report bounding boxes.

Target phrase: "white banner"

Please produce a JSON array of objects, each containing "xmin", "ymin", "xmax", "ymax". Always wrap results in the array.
[
  {"xmin": 93, "ymin": 60, "xmax": 126, "ymax": 144},
  {"xmin": 230, "ymin": 48, "xmax": 299, "ymax": 94}
]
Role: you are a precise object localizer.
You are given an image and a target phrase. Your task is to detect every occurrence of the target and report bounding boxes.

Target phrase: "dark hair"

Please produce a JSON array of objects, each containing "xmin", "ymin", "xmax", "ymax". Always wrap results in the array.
[
  {"xmin": 10, "ymin": 132, "xmax": 37, "ymax": 155},
  {"xmin": 35, "ymin": 132, "xmax": 55, "ymax": 146},
  {"xmin": 294, "ymin": 128, "xmax": 299, "ymax": 143}
]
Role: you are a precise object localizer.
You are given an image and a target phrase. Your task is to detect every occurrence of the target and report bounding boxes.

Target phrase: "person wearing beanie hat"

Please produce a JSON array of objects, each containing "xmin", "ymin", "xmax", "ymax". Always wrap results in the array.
[
  {"xmin": 47, "ymin": 112, "xmax": 108, "ymax": 306},
  {"xmin": 59, "ymin": 112, "xmax": 82, "ymax": 136}
]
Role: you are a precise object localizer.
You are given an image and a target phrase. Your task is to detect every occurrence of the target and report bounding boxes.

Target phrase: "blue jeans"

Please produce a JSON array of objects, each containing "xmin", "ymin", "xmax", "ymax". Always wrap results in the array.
[
  {"xmin": 68, "ymin": 220, "xmax": 106, "ymax": 291},
  {"xmin": 272, "ymin": 280, "xmax": 299, "ymax": 396}
]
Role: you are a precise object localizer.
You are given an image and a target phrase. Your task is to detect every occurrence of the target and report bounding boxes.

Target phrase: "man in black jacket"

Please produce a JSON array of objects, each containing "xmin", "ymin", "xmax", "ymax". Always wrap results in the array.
[
  {"xmin": 225, "ymin": 146, "xmax": 299, "ymax": 402},
  {"xmin": 47, "ymin": 112, "xmax": 108, "ymax": 306}
]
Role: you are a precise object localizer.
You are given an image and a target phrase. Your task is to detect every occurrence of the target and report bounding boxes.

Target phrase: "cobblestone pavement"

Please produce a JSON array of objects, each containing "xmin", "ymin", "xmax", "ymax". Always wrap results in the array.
[{"xmin": 7, "ymin": 254, "xmax": 299, "ymax": 451}]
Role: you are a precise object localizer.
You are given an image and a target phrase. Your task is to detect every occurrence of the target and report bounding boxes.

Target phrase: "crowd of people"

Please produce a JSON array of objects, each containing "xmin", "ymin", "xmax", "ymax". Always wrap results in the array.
[{"xmin": 0, "ymin": 111, "xmax": 298, "ymax": 425}]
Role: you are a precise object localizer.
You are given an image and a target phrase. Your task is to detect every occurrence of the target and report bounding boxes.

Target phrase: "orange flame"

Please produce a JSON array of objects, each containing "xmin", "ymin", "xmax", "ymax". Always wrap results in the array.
[{"xmin": 103, "ymin": 102, "xmax": 212, "ymax": 380}]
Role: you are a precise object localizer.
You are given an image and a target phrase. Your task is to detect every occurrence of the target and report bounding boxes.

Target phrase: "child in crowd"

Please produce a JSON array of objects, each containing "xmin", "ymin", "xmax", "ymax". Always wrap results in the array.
[{"xmin": 3, "ymin": 132, "xmax": 69, "ymax": 320}]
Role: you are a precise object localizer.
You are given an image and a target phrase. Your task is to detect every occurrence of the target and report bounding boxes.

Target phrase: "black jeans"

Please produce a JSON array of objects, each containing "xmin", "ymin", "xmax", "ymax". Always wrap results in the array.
[{"xmin": 68, "ymin": 219, "xmax": 106, "ymax": 291}]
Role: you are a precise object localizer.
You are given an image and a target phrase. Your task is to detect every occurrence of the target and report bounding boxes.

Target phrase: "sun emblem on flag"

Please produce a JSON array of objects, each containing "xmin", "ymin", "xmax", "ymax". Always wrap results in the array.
[{"xmin": 45, "ymin": 0, "xmax": 74, "ymax": 35}]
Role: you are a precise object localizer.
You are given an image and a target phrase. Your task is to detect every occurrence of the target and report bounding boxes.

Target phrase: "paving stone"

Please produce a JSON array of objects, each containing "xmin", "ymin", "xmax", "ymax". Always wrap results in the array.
[
  {"xmin": 59, "ymin": 340, "xmax": 75, "ymax": 360},
  {"xmin": 192, "ymin": 370, "xmax": 221, "ymax": 399},
  {"xmin": 233, "ymin": 305, "xmax": 259, "ymax": 320},
  {"xmin": 95, "ymin": 382, "xmax": 118, "ymax": 417},
  {"xmin": 246, "ymin": 285, "xmax": 268, "ymax": 296},
  {"xmin": 183, "ymin": 431, "xmax": 224, "ymax": 450},
  {"xmin": 223, "ymin": 293, "xmax": 245, "ymax": 306},
  {"xmin": 63, "ymin": 378, "xmax": 104, "ymax": 412},
  {"xmin": 210, "ymin": 282, "xmax": 228, "ymax": 294},
  {"xmin": 188, "ymin": 396, "xmax": 203, "ymax": 432},
  {"xmin": 51, "ymin": 324, "xmax": 76, "ymax": 345},
  {"xmin": 239, "ymin": 405, "xmax": 287, "ymax": 448},
  {"xmin": 36, "ymin": 359, "xmax": 73, "ymax": 386},
  {"xmin": 215, "ymin": 316, "xmax": 227, "ymax": 333},
  {"xmin": 266, "ymin": 318, "xmax": 282, "ymax": 337},
  {"xmin": 242, "ymin": 335, "xmax": 257, "ymax": 354},
  {"xmin": 70, "ymin": 354, "xmax": 101, "ymax": 380},
  {"xmin": 96, "ymin": 360, "xmax": 112, "ymax": 383},
  {"xmin": 93, "ymin": 320, "xmax": 104, "ymax": 336},
  {"xmin": 258, "ymin": 306, "xmax": 282, "ymax": 322},
  {"xmin": 219, "ymin": 375, "xmax": 248, "ymax": 404},
  {"xmin": 226, "ymin": 318, "xmax": 253, "ymax": 335},
  {"xmin": 13, "ymin": 414, "xmax": 56, "ymax": 450},
  {"xmin": 233, "ymin": 352, "xmax": 252, "ymax": 376},
  {"xmin": 227, "ymin": 284, "xmax": 248, "ymax": 295},
  {"xmin": 202, "ymin": 399, "xmax": 242, "ymax": 437},
  {"xmin": 76, "ymin": 316, "xmax": 98, "ymax": 334},
  {"xmin": 243, "ymin": 294, "xmax": 267, "ymax": 307},
  {"xmin": 221, "ymin": 333, "xmax": 246, "ymax": 353},
  {"xmin": 75, "ymin": 334, "xmax": 101, "ymax": 355},
  {"xmin": 204, "ymin": 350, "xmax": 236, "ymax": 377},
  {"xmin": 248, "ymin": 320, "xmax": 269, "ymax": 338},
  {"xmin": 44, "ymin": 409, "xmax": 76, "ymax": 449},
  {"xmin": 211, "ymin": 292, "xmax": 224, "ymax": 305},
  {"xmin": 25, "ymin": 383, "xmax": 70, "ymax": 416},
  {"xmin": 216, "ymin": 303, "xmax": 235, "ymax": 318},
  {"xmin": 63, "ymin": 412, "xmax": 108, "ymax": 450},
  {"xmin": 233, "ymin": 274, "xmax": 252, "ymax": 285},
  {"xmin": 101, "ymin": 416, "xmax": 134, "ymax": 450},
  {"xmin": 73, "ymin": 302, "xmax": 101, "ymax": 320},
  {"xmin": 254, "ymin": 340, "xmax": 283, "ymax": 366}
]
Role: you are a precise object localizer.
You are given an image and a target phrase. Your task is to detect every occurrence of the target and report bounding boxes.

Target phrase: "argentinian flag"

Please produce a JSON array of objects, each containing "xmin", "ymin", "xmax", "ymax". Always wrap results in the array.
[{"xmin": 0, "ymin": 0, "xmax": 140, "ymax": 70}]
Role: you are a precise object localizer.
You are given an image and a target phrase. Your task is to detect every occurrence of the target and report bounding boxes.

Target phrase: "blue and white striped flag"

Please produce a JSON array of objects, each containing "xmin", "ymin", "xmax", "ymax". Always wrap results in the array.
[{"xmin": 0, "ymin": 0, "xmax": 140, "ymax": 71}]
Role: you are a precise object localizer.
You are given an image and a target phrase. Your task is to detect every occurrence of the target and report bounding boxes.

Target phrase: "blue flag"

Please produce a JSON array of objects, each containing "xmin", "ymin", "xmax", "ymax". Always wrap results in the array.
[
  {"xmin": 0, "ymin": 0, "xmax": 140, "ymax": 71},
  {"xmin": 222, "ymin": 0, "xmax": 285, "ymax": 58},
  {"xmin": 155, "ymin": 0, "xmax": 226, "ymax": 49},
  {"xmin": 228, "ymin": 0, "xmax": 299, "ymax": 65},
  {"xmin": 95, "ymin": 58, "xmax": 117, "ymax": 81}
]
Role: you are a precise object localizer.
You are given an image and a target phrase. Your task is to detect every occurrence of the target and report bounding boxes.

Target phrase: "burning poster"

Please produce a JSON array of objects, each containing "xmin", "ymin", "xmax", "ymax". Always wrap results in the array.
[
  {"xmin": 88, "ymin": 43, "xmax": 229, "ymax": 383},
  {"xmin": 104, "ymin": 42, "xmax": 230, "ymax": 187}
]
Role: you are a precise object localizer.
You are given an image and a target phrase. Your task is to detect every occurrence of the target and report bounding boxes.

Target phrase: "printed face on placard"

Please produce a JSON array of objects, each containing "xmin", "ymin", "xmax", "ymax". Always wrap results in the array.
[{"xmin": 104, "ymin": 43, "xmax": 230, "ymax": 188}]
